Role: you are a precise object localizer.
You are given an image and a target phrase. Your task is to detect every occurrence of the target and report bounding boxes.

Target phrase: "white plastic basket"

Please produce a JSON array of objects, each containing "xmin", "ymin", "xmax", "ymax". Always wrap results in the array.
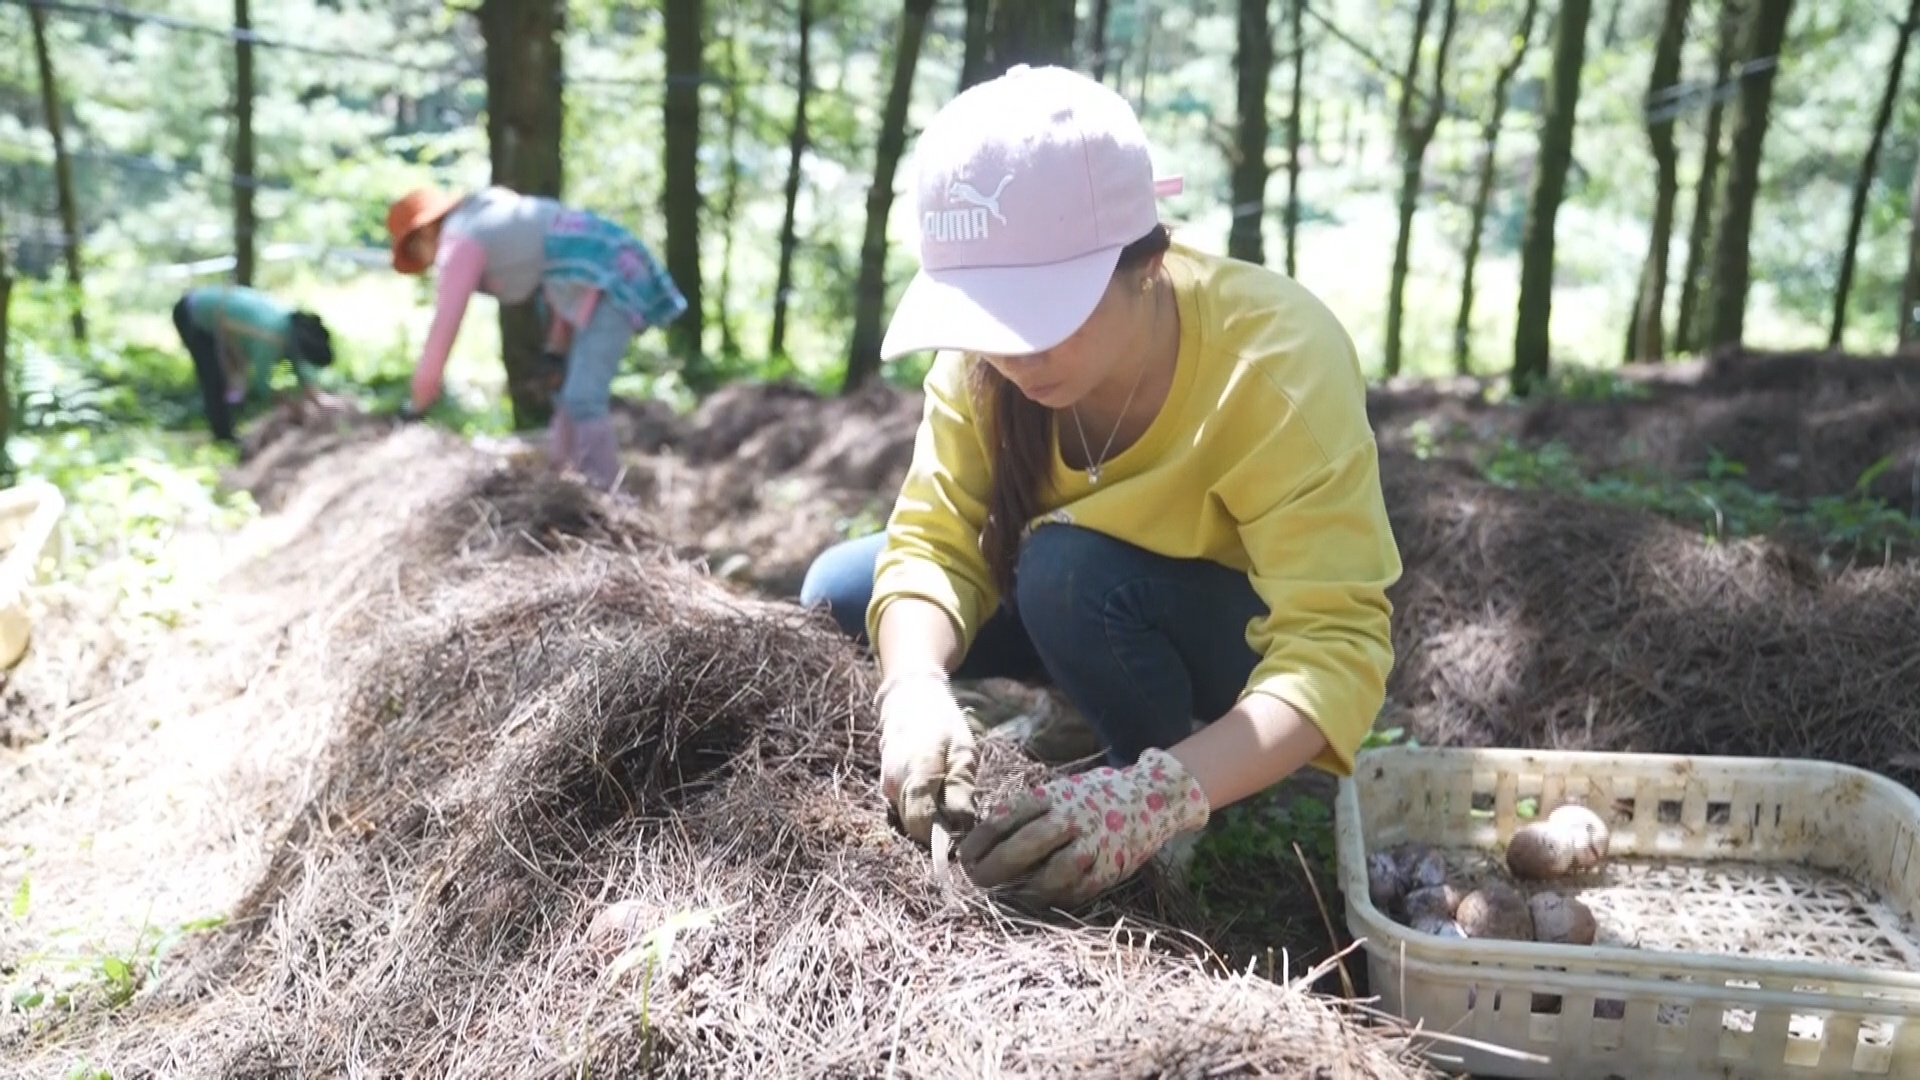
[
  {"xmin": 0, "ymin": 479, "xmax": 66, "ymax": 669},
  {"xmin": 1335, "ymin": 745, "xmax": 1920, "ymax": 1080}
]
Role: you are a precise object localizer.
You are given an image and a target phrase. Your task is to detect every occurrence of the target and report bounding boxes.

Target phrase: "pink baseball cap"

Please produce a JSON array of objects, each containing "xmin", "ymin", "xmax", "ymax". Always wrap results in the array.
[{"xmin": 879, "ymin": 64, "xmax": 1183, "ymax": 361}]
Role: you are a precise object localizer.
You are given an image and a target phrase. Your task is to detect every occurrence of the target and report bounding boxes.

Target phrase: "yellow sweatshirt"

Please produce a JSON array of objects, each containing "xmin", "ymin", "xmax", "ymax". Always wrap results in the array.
[{"xmin": 867, "ymin": 243, "xmax": 1401, "ymax": 775}]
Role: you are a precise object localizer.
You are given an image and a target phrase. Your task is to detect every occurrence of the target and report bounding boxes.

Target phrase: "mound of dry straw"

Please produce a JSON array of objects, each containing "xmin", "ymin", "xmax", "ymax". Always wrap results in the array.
[
  {"xmin": 1383, "ymin": 451, "xmax": 1920, "ymax": 781},
  {"xmin": 36, "ymin": 436, "xmax": 1442, "ymax": 1079}
]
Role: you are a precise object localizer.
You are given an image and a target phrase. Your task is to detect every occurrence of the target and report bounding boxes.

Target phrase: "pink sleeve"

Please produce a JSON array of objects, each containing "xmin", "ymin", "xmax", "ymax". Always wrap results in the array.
[{"xmin": 411, "ymin": 235, "xmax": 487, "ymax": 410}]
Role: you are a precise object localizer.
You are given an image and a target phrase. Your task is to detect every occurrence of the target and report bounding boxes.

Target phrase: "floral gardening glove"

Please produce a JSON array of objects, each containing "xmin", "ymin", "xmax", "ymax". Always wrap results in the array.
[
  {"xmin": 878, "ymin": 672, "xmax": 978, "ymax": 846},
  {"xmin": 957, "ymin": 747, "xmax": 1210, "ymax": 909}
]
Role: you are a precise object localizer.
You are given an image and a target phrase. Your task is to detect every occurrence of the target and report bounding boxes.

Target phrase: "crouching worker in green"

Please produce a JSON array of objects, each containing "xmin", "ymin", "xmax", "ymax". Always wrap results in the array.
[
  {"xmin": 797, "ymin": 66, "xmax": 1403, "ymax": 911},
  {"xmin": 172, "ymin": 285, "xmax": 336, "ymax": 444}
]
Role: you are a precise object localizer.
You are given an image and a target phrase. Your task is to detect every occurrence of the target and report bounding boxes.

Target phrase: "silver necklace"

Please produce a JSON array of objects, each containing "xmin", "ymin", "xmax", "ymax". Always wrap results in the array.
[{"xmin": 1069, "ymin": 285, "xmax": 1162, "ymax": 485}]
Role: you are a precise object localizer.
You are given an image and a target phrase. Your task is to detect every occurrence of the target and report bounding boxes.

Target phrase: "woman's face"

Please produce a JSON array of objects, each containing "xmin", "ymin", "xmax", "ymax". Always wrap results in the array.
[
  {"xmin": 978, "ymin": 257, "xmax": 1163, "ymax": 410},
  {"xmin": 403, "ymin": 222, "xmax": 441, "ymax": 271}
]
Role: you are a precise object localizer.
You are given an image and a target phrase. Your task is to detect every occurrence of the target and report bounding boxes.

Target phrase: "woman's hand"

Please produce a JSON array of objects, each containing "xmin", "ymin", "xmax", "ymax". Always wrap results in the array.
[
  {"xmin": 877, "ymin": 672, "xmax": 977, "ymax": 845},
  {"xmin": 958, "ymin": 747, "xmax": 1210, "ymax": 909}
]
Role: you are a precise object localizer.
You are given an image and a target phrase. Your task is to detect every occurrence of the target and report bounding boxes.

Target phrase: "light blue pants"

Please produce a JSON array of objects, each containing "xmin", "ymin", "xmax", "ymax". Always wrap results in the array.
[{"xmin": 554, "ymin": 297, "xmax": 634, "ymax": 421}]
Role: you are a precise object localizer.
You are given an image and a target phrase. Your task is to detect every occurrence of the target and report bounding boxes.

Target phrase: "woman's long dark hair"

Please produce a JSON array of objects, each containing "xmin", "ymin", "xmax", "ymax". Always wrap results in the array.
[{"xmin": 969, "ymin": 223, "xmax": 1173, "ymax": 602}]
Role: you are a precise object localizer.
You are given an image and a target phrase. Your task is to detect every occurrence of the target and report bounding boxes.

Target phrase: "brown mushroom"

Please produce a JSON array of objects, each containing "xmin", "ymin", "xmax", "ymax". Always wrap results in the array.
[
  {"xmin": 1396, "ymin": 843, "xmax": 1449, "ymax": 891},
  {"xmin": 1367, "ymin": 850, "xmax": 1408, "ymax": 913},
  {"xmin": 1456, "ymin": 883, "xmax": 1535, "ymax": 941},
  {"xmin": 1411, "ymin": 916, "xmax": 1466, "ymax": 939},
  {"xmin": 1403, "ymin": 883, "xmax": 1465, "ymax": 924},
  {"xmin": 1506, "ymin": 822, "xmax": 1576, "ymax": 880},
  {"xmin": 1528, "ymin": 892, "xmax": 1598, "ymax": 946},
  {"xmin": 1548, "ymin": 804, "xmax": 1611, "ymax": 870}
]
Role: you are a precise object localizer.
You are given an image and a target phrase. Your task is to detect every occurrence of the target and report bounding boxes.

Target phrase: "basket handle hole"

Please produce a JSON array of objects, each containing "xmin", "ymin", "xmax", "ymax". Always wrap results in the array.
[
  {"xmin": 1593, "ymin": 998, "xmax": 1626, "ymax": 1022},
  {"xmin": 1706, "ymin": 801, "xmax": 1731, "ymax": 825},
  {"xmin": 1529, "ymin": 993, "xmax": 1561, "ymax": 1016},
  {"xmin": 1657, "ymin": 799, "xmax": 1683, "ymax": 824}
]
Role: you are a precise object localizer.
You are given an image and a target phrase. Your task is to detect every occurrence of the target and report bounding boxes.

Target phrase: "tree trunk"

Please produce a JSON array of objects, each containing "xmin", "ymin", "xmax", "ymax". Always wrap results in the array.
[
  {"xmin": 1675, "ymin": 0, "xmax": 1741, "ymax": 353},
  {"xmin": 1704, "ymin": 0, "xmax": 1794, "ymax": 354},
  {"xmin": 1511, "ymin": 0, "xmax": 1592, "ymax": 397},
  {"xmin": 233, "ymin": 0, "xmax": 256, "ymax": 287},
  {"xmin": 770, "ymin": 0, "xmax": 815, "ymax": 360},
  {"xmin": 1828, "ymin": 0, "xmax": 1917, "ymax": 350},
  {"xmin": 1089, "ymin": 0, "xmax": 1113, "ymax": 82},
  {"xmin": 0, "ymin": 200, "xmax": 12, "ymax": 482},
  {"xmin": 662, "ymin": 0, "xmax": 709, "ymax": 385},
  {"xmin": 1903, "ymin": 140, "xmax": 1920, "ymax": 349},
  {"xmin": 478, "ymin": 0, "xmax": 566, "ymax": 430},
  {"xmin": 985, "ymin": 0, "xmax": 1075, "ymax": 79},
  {"xmin": 1384, "ymin": 0, "xmax": 1458, "ymax": 377},
  {"xmin": 716, "ymin": 0, "xmax": 743, "ymax": 361},
  {"xmin": 1227, "ymin": 0, "xmax": 1273, "ymax": 265},
  {"xmin": 1137, "ymin": 3, "xmax": 1155, "ymax": 113},
  {"xmin": 1628, "ymin": 0, "xmax": 1690, "ymax": 362},
  {"xmin": 960, "ymin": 0, "xmax": 990, "ymax": 91},
  {"xmin": 1453, "ymin": 0, "xmax": 1538, "ymax": 375},
  {"xmin": 29, "ymin": 5, "xmax": 85, "ymax": 343},
  {"xmin": 844, "ymin": 0, "xmax": 936, "ymax": 393},
  {"xmin": 1284, "ymin": 0, "xmax": 1305, "ymax": 278}
]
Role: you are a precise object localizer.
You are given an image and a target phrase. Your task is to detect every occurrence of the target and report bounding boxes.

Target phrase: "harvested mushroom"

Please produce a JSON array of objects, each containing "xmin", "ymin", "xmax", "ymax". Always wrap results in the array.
[
  {"xmin": 1547, "ymin": 804, "xmax": 1610, "ymax": 870},
  {"xmin": 1367, "ymin": 851, "xmax": 1408, "ymax": 913},
  {"xmin": 1528, "ymin": 892, "xmax": 1598, "ymax": 946},
  {"xmin": 1403, "ymin": 883, "xmax": 1464, "ymax": 924},
  {"xmin": 1411, "ymin": 916, "xmax": 1466, "ymax": 939},
  {"xmin": 1397, "ymin": 843, "xmax": 1449, "ymax": 891},
  {"xmin": 1506, "ymin": 821, "xmax": 1577, "ymax": 880},
  {"xmin": 1456, "ymin": 883, "xmax": 1535, "ymax": 941}
]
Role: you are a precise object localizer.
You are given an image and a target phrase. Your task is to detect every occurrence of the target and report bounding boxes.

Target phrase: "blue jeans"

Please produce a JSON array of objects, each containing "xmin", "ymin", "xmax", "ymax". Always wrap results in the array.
[
  {"xmin": 798, "ymin": 524, "xmax": 1266, "ymax": 766},
  {"xmin": 553, "ymin": 297, "xmax": 634, "ymax": 421}
]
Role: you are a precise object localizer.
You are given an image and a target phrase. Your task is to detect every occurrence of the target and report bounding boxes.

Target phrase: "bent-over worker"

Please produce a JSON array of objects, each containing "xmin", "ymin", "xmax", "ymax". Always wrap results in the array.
[{"xmin": 799, "ymin": 65, "xmax": 1402, "ymax": 910}]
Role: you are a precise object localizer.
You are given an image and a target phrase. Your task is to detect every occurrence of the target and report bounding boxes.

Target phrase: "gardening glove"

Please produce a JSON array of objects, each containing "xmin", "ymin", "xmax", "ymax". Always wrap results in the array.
[
  {"xmin": 877, "ymin": 671, "xmax": 978, "ymax": 846},
  {"xmin": 958, "ymin": 747, "xmax": 1210, "ymax": 910}
]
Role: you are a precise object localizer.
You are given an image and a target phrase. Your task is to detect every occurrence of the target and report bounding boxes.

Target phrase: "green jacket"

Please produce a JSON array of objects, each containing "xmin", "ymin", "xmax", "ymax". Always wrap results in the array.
[{"xmin": 184, "ymin": 286, "xmax": 315, "ymax": 402}]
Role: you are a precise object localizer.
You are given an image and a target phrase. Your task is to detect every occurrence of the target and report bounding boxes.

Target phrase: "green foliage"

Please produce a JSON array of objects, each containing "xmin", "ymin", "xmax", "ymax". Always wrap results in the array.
[
  {"xmin": 6, "ymin": 912, "xmax": 226, "ymax": 1018},
  {"xmin": 1190, "ymin": 724, "xmax": 1413, "ymax": 898},
  {"xmin": 1479, "ymin": 438, "xmax": 1920, "ymax": 559},
  {"xmin": 8, "ymin": 420, "xmax": 258, "ymax": 629}
]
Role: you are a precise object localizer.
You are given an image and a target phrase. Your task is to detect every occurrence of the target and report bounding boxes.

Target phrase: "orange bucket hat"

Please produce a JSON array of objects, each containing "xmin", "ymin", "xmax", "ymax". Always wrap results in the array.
[{"xmin": 386, "ymin": 187, "xmax": 463, "ymax": 274}]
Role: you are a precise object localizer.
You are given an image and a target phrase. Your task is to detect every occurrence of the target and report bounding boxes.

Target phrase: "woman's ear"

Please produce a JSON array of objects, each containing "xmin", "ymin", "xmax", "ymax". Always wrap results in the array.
[{"xmin": 1138, "ymin": 251, "xmax": 1167, "ymax": 291}]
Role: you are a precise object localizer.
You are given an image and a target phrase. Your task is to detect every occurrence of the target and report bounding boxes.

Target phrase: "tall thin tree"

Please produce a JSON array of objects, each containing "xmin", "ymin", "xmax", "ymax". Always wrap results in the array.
[
  {"xmin": 1903, "ymin": 140, "xmax": 1920, "ymax": 349},
  {"xmin": 1384, "ymin": 0, "xmax": 1459, "ymax": 377},
  {"xmin": 770, "ymin": 0, "xmax": 816, "ymax": 360},
  {"xmin": 477, "ymin": 0, "xmax": 566, "ymax": 429},
  {"xmin": 1511, "ymin": 0, "xmax": 1593, "ymax": 396},
  {"xmin": 984, "ymin": 0, "xmax": 1075, "ymax": 78},
  {"xmin": 1089, "ymin": 0, "xmax": 1113, "ymax": 81},
  {"xmin": 233, "ymin": 0, "xmax": 256, "ymax": 287},
  {"xmin": 844, "ymin": 0, "xmax": 937, "ymax": 392},
  {"xmin": 1675, "ymin": 0, "xmax": 1742, "ymax": 353},
  {"xmin": 29, "ymin": 4, "xmax": 85, "ymax": 342},
  {"xmin": 1454, "ymin": 0, "xmax": 1538, "ymax": 375},
  {"xmin": 1704, "ymin": 0, "xmax": 1795, "ymax": 353},
  {"xmin": 1283, "ymin": 0, "xmax": 1305, "ymax": 278},
  {"xmin": 1, "ymin": 198, "xmax": 12, "ymax": 481},
  {"xmin": 1227, "ymin": 0, "xmax": 1273, "ymax": 265},
  {"xmin": 1627, "ymin": 0, "xmax": 1691, "ymax": 362},
  {"xmin": 1828, "ymin": 0, "xmax": 1917, "ymax": 349},
  {"xmin": 715, "ymin": 0, "xmax": 745, "ymax": 360},
  {"xmin": 663, "ymin": 0, "xmax": 709, "ymax": 382},
  {"xmin": 960, "ymin": 0, "xmax": 990, "ymax": 91}
]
